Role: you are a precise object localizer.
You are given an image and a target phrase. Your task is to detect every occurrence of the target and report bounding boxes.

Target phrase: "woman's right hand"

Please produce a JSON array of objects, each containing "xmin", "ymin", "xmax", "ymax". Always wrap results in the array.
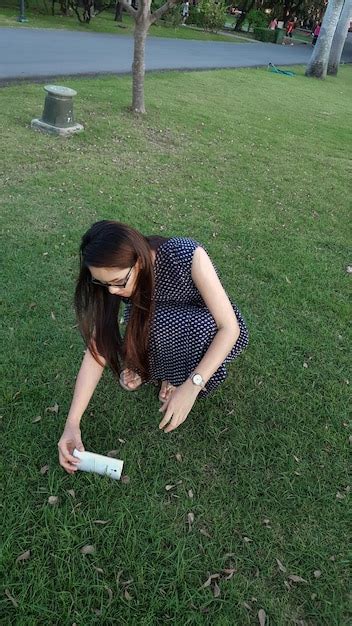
[{"xmin": 58, "ymin": 422, "xmax": 85, "ymax": 475}]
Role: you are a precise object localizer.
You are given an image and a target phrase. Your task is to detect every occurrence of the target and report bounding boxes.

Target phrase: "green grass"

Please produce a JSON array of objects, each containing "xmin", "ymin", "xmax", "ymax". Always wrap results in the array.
[
  {"xmin": 0, "ymin": 4, "xmax": 244, "ymax": 42},
  {"xmin": 1, "ymin": 67, "xmax": 351, "ymax": 624}
]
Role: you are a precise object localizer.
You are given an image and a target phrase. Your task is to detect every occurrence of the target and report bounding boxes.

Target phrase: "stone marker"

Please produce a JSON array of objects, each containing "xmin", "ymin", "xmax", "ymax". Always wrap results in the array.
[{"xmin": 31, "ymin": 85, "xmax": 83, "ymax": 136}]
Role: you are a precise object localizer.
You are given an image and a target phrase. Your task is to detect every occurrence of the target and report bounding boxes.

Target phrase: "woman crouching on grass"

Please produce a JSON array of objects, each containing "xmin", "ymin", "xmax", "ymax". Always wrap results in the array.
[{"xmin": 58, "ymin": 220, "xmax": 249, "ymax": 474}]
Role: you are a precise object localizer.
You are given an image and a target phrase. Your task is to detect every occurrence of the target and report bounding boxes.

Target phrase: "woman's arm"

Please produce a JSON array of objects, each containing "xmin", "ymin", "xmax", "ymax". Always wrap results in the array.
[
  {"xmin": 66, "ymin": 347, "xmax": 106, "ymax": 426},
  {"xmin": 58, "ymin": 347, "xmax": 106, "ymax": 473},
  {"xmin": 188, "ymin": 246, "xmax": 240, "ymax": 383},
  {"xmin": 159, "ymin": 246, "xmax": 240, "ymax": 432}
]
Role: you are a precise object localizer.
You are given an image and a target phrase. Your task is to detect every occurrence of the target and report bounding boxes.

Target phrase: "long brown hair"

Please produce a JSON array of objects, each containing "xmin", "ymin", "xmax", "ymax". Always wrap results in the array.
[{"xmin": 75, "ymin": 220, "xmax": 166, "ymax": 380}]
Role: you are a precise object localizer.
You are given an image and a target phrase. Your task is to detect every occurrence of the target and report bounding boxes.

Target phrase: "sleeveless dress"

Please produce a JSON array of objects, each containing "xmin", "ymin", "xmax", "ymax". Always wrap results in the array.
[{"xmin": 125, "ymin": 237, "xmax": 249, "ymax": 397}]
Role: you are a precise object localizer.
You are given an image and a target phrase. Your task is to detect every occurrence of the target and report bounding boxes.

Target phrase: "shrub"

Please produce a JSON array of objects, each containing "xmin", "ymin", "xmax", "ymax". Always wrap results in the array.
[
  {"xmin": 189, "ymin": 0, "xmax": 227, "ymax": 32},
  {"xmin": 188, "ymin": 5, "xmax": 205, "ymax": 27},
  {"xmin": 247, "ymin": 9, "xmax": 269, "ymax": 30},
  {"xmin": 152, "ymin": 0, "xmax": 182, "ymax": 27},
  {"xmin": 161, "ymin": 4, "xmax": 183, "ymax": 27},
  {"xmin": 253, "ymin": 27, "xmax": 283, "ymax": 43}
]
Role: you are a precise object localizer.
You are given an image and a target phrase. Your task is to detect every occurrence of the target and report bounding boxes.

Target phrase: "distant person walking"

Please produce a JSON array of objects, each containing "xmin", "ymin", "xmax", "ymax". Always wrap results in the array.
[
  {"xmin": 182, "ymin": 0, "xmax": 189, "ymax": 25},
  {"xmin": 312, "ymin": 22, "xmax": 321, "ymax": 46},
  {"xmin": 286, "ymin": 18, "xmax": 295, "ymax": 37},
  {"xmin": 269, "ymin": 17, "xmax": 278, "ymax": 30}
]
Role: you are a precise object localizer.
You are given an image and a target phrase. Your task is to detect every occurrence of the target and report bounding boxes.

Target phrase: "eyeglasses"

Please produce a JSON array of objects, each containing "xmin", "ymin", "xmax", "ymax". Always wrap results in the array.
[{"xmin": 91, "ymin": 265, "xmax": 134, "ymax": 289}]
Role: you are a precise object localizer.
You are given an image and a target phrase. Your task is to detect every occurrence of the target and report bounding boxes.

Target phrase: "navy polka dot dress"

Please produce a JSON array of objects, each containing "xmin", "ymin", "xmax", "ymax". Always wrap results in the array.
[{"xmin": 143, "ymin": 237, "xmax": 249, "ymax": 397}]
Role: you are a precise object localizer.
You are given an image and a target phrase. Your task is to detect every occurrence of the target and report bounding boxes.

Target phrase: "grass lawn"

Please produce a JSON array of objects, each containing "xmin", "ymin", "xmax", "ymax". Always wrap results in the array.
[
  {"xmin": 0, "ymin": 5, "xmax": 244, "ymax": 42},
  {"xmin": 1, "ymin": 66, "xmax": 351, "ymax": 624}
]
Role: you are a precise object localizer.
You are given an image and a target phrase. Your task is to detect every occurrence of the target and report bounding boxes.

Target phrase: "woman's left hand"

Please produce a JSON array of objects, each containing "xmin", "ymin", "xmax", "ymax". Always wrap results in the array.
[{"xmin": 158, "ymin": 380, "xmax": 201, "ymax": 433}]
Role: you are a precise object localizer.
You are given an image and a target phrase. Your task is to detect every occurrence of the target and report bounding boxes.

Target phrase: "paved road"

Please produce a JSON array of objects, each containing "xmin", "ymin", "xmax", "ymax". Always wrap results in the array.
[{"xmin": 0, "ymin": 27, "xmax": 351, "ymax": 81}]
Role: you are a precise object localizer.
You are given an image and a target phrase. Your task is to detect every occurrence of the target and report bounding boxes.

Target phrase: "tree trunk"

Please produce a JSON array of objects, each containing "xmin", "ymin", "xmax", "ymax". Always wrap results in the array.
[
  {"xmin": 234, "ymin": 0, "xmax": 255, "ymax": 31},
  {"xmin": 327, "ymin": 0, "xmax": 352, "ymax": 75},
  {"xmin": 282, "ymin": 0, "xmax": 291, "ymax": 23},
  {"xmin": 305, "ymin": 0, "xmax": 345, "ymax": 79},
  {"xmin": 132, "ymin": 18, "xmax": 149, "ymax": 113},
  {"xmin": 115, "ymin": 1, "xmax": 123, "ymax": 21}
]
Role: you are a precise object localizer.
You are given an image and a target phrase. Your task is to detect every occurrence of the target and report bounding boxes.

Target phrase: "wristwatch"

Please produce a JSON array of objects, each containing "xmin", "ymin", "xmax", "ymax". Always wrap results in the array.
[{"xmin": 189, "ymin": 372, "xmax": 207, "ymax": 391}]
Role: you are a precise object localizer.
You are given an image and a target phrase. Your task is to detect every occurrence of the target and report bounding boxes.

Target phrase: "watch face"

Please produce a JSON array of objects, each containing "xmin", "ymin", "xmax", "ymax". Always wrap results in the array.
[{"xmin": 193, "ymin": 374, "xmax": 203, "ymax": 386}]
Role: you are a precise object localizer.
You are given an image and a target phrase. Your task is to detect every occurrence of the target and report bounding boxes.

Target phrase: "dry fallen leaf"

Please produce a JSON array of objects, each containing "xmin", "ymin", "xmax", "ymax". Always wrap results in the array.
[
  {"xmin": 199, "ymin": 528, "xmax": 212, "ymax": 538},
  {"xmin": 222, "ymin": 568, "xmax": 236, "ymax": 580},
  {"xmin": 202, "ymin": 573, "xmax": 220, "ymax": 588},
  {"xmin": 276, "ymin": 558, "xmax": 287, "ymax": 573},
  {"xmin": 46, "ymin": 403, "xmax": 59, "ymax": 414},
  {"xmin": 243, "ymin": 536, "xmax": 252, "ymax": 543},
  {"xmin": 80, "ymin": 545, "xmax": 95, "ymax": 555},
  {"xmin": 346, "ymin": 265, "xmax": 352, "ymax": 274},
  {"xmin": 303, "ymin": 362, "xmax": 308, "ymax": 368},
  {"xmin": 288, "ymin": 574, "xmax": 307, "ymax": 583},
  {"xmin": 175, "ymin": 452, "xmax": 182, "ymax": 462},
  {"xmin": 124, "ymin": 589, "xmax": 132, "ymax": 601},
  {"xmin": 16, "ymin": 550, "xmax": 30, "ymax": 563},
  {"xmin": 5, "ymin": 589, "xmax": 18, "ymax": 608},
  {"xmin": 32, "ymin": 416, "xmax": 42, "ymax": 423},
  {"xmin": 243, "ymin": 602, "xmax": 252, "ymax": 610},
  {"xmin": 336, "ymin": 492, "xmax": 345, "ymax": 500},
  {"xmin": 187, "ymin": 511, "xmax": 194, "ymax": 531},
  {"xmin": 48, "ymin": 496, "xmax": 59, "ymax": 506},
  {"xmin": 213, "ymin": 581, "xmax": 221, "ymax": 598},
  {"xmin": 121, "ymin": 475, "xmax": 130, "ymax": 484},
  {"xmin": 40, "ymin": 464, "xmax": 49, "ymax": 475},
  {"xmin": 107, "ymin": 450, "xmax": 118, "ymax": 458},
  {"xmin": 93, "ymin": 520, "xmax": 111, "ymax": 525},
  {"xmin": 93, "ymin": 566, "xmax": 104, "ymax": 574},
  {"xmin": 188, "ymin": 489, "xmax": 194, "ymax": 499},
  {"xmin": 258, "ymin": 608, "xmax": 267, "ymax": 625},
  {"xmin": 165, "ymin": 484, "xmax": 175, "ymax": 491},
  {"xmin": 115, "ymin": 569, "xmax": 124, "ymax": 586},
  {"xmin": 118, "ymin": 438, "xmax": 126, "ymax": 444},
  {"xmin": 314, "ymin": 570, "xmax": 322, "ymax": 579},
  {"xmin": 67, "ymin": 489, "xmax": 75, "ymax": 498},
  {"xmin": 51, "ymin": 311, "xmax": 56, "ymax": 320},
  {"xmin": 105, "ymin": 587, "xmax": 113, "ymax": 603}
]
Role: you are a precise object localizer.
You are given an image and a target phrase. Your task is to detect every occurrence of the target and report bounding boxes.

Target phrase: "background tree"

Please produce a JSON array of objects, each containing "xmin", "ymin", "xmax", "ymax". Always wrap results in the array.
[
  {"xmin": 234, "ymin": 0, "xmax": 255, "ymax": 31},
  {"xmin": 119, "ymin": 0, "xmax": 181, "ymax": 113},
  {"xmin": 114, "ymin": 0, "xmax": 123, "ymax": 21},
  {"xmin": 195, "ymin": 0, "xmax": 227, "ymax": 32},
  {"xmin": 266, "ymin": 0, "xmax": 326, "ymax": 27},
  {"xmin": 68, "ymin": 0, "xmax": 114, "ymax": 23},
  {"xmin": 327, "ymin": 0, "xmax": 352, "ymax": 74},
  {"xmin": 305, "ymin": 0, "xmax": 345, "ymax": 78},
  {"xmin": 246, "ymin": 8, "xmax": 268, "ymax": 30}
]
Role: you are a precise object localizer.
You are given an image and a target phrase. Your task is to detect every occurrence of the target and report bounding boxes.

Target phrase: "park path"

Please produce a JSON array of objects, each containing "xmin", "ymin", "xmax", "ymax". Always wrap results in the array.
[{"xmin": 0, "ymin": 27, "xmax": 351, "ymax": 81}]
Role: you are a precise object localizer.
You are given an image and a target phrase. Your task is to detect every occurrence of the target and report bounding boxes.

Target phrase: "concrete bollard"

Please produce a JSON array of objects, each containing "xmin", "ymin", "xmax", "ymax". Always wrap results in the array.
[{"xmin": 31, "ymin": 85, "xmax": 84, "ymax": 136}]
